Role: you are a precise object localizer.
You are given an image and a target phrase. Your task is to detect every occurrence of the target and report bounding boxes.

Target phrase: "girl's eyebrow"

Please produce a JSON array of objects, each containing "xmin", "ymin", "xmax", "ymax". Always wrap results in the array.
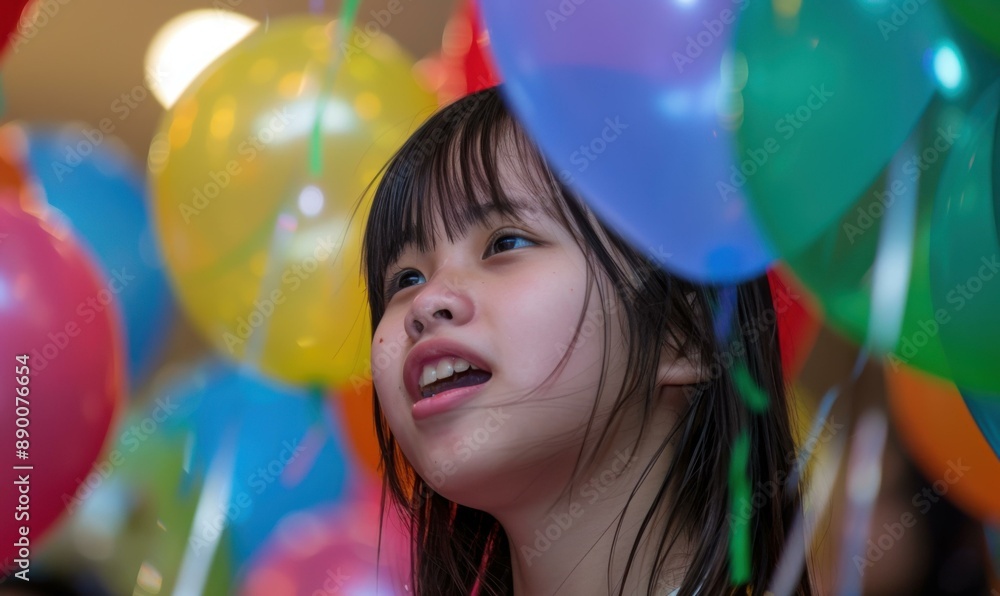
[{"xmin": 478, "ymin": 199, "xmax": 550, "ymax": 229}]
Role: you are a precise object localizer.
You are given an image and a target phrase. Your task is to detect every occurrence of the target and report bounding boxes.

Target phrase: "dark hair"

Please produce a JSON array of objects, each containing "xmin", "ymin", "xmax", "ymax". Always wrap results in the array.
[{"xmin": 361, "ymin": 86, "xmax": 812, "ymax": 596}]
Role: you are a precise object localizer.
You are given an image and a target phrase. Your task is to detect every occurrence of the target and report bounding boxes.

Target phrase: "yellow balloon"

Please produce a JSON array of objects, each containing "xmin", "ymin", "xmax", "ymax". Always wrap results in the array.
[{"xmin": 150, "ymin": 17, "xmax": 437, "ymax": 386}]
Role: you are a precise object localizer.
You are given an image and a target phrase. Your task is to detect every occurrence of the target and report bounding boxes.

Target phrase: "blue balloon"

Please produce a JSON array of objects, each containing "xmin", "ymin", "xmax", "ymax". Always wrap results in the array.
[
  {"xmin": 22, "ymin": 124, "xmax": 173, "ymax": 387},
  {"xmin": 962, "ymin": 393, "xmax": 1000, "ymax": 460},
  {"xmin": 480, "ymin": 0, "xmax": 775, "ymax": 282},
  {"xmin": 146, "ymin": 359, "xmax": 353, "ymax": 570}
]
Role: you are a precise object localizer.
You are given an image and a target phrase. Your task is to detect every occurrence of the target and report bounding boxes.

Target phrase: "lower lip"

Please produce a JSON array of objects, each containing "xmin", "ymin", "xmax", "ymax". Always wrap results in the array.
[{"xmin": 412, "ymin": 380, "xmax": 489, "ymax": 420}]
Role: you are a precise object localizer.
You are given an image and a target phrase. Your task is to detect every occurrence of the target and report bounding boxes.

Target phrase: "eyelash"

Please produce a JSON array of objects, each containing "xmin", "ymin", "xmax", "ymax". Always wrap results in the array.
[{"xmin": 384, "ymin": 229, "xmax": 537, "ymax": 297}]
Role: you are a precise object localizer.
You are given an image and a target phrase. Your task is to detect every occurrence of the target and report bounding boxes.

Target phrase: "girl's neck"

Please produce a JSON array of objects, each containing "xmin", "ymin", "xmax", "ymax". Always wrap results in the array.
[{"xmin": 496, "ymin": 390, "xmax": 692, "ymax": 596}]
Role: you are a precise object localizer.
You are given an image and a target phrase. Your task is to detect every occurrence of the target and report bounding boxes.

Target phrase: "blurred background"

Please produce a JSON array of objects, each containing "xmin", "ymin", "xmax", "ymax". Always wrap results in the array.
[{"xmin": 0, "ymin": 0, "xmax": 997, "ymax": 594}]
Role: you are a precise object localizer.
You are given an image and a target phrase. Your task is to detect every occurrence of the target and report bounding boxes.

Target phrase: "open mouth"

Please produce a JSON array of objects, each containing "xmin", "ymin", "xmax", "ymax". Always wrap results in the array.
[{"xmin": 417, "ymin": 355, "xmax": 493, "ymax": 400}]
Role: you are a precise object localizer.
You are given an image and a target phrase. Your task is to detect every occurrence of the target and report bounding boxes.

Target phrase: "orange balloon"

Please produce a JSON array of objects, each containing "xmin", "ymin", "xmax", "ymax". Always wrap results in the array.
[
  {"xmin": 0, "ymin": 124, "xmax": 35, "ymax": 210},
  {"xmin": 333, "ymin": 381, "xmax": 381, "ymax": 480},
  {"xmin": 885, "ymin": 364, "xmax": 1000, "ymax": 524}
]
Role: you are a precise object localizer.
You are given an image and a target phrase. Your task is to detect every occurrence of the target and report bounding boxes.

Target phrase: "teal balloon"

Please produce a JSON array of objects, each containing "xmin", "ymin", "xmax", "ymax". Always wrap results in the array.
[
  {"xmin": 747, "ymin": 26, "xmax": 1000, "ymax": 388},
  {"xmin": 962, "ymin": 392, "xmax": 1000, "ymax": 460},
  {"xmin": 776, "ymin": 97, "xmax": 955, "ymax": 383},
  {"xmin": 942, "ymin": 0, "xmax": 1000, "ymax": 57},
  {"xmin": 22, "ymin": 124, "xmax": 174, "ymax": 387},
  {"xmin": 930, "ymin": 80, "xmax": 1000, "ymax": 393},
  {"xmin": 736, "ymin": 0, "xmax": 946, "ymax": 254},
  {"xmin": 986, "ymin": 525, "xmax": 1000, "ymax": 577}
]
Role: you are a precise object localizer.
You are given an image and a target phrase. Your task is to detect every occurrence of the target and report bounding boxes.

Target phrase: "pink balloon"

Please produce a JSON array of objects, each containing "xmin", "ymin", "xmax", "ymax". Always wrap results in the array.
[
  {"xmin": 240, "ymin": 485, "xmax": 412, "ymax": 596},
  {"xmin": 0, "ymin": 204, "xmax": 124, "ymax": 572}
]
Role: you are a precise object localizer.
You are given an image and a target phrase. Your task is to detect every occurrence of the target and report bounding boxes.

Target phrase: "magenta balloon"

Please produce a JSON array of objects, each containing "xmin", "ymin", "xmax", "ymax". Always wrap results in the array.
[
  {"xmin": 240, "ymin": 486, "xmax": 411, "ymax": 595},
  {"xmin": 0, "ymin": 204, "xmax": 124, "ymax": 568}
]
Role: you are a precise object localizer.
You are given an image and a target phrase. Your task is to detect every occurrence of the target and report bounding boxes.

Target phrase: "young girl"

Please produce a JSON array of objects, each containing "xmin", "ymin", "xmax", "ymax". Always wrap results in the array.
[{"xmin": 361, "ymin": 86, "xmax": 811, "ymax": 596}]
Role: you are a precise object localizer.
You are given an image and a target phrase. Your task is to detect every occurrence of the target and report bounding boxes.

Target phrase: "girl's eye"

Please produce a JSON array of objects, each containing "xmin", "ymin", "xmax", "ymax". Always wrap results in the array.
[
  {"xmin": 486, "ymin": 233, "xmax": 536, "ymax": 257},
  {"xmin": 386, "ymin": 269, "xmax": 425, "ymax": 297}
]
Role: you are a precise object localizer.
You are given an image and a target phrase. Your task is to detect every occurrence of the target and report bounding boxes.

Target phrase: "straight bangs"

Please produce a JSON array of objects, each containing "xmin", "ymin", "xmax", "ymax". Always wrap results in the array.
[{"xmin": 362, "ymin": 89, "xmax": 569, "ymax": 321}]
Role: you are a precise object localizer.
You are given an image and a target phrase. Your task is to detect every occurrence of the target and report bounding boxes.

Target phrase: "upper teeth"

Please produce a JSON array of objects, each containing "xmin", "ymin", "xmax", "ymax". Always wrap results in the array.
[{"xmin": 420, "ymin": 357, "xmax": 479, "ymax": 388}]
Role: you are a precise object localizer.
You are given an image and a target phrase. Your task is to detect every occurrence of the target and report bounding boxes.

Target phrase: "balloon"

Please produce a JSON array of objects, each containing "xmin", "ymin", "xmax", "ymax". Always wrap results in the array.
[
  {"xmin": 159, "ymin": 360, "xmax": 352, "ymax": 567},
  {"xmin": 767, "ymin": 38, "xmax": 1000, "ymax": 390},
  {"xmin": 150, "ymin": 16, "xmax": 437, "ymax": 387},
  {"xmin": 987, "ymin": 526, "xmax": 1000, "ymax": 579},
  {"xmin": 239, "ymin": 483, "xmax": 410, "ymax": 596},
  {"xmin": 767, "ymin": 266, "xmax": 821, "ymax": 380},
  {"xmin": 0, "ymin": 203, "xmax": 124, "ymax": 567},
  {"xmin": 480, "ymin": 0, "xmax": 775, "ymax": 283},
  {"xmin": 0, "ymin": 130, "xmax": 30, "ymax": 204},
  {"xmin": 737, "ymin": 0, "xmax": 945, "ymax": 255},
  {"xmin": 332, "ymin": 380, "xmax": 380, "ymax": 480},
  {"xmin": 440, "ymin": 0, "xmax": 500, "ymax": 99},
  {"xmin": 885, "ymin": 364, "xmax": 1000, "ymax": 524},
  {"xmin": 3, "ymin": 123, "xmax": 175, "ymax": 387},
  {"xmin": 942, "ymin": 0, "xmax": 1000, "ymax": 57},
  {"xmin": 63, "ymin": 420, "xmax": 235, "ymax": 595},
  {"xmin": 0, "ymin": 0, "xmax": 30, "ymax": 58},
  {"xmin": 962, "ymin": 390, "xmax": 1000, "ymax": 460},
  {"xmin": 929, "ymin": 81, "xmax": 1000, "ymax": 393}
]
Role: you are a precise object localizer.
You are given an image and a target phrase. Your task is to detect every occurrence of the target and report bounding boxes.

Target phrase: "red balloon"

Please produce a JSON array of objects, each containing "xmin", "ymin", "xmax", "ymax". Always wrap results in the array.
[
  {"xmin": 441, "ymin": 0, "xmax": 501, "ymax": 98},
  {"xmin": 768, "ymin": 265, "xmax": 821, "ymax": 380},
  {"xmin": 0, "ymin": 204, "xmax": 124, "ymax": 571},
  {"xmin": 0, "ymin": 1, "xmax": 31, "ymax": 59}
]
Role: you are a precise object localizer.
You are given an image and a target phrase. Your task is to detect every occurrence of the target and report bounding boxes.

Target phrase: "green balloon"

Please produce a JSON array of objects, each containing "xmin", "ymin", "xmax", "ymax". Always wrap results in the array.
[
  {"xmin": 782, "ymin": 99, "xmax": 956, "ymax": 381},
  {"xmin": 769, "ymin": 33, "xmax": 1000, "ymax": 391},
  {"xmin": 87, "ymin": 408, "xmax": 234, "ymax": 595},
  {"xmin": 736, "ymin": 0, "xmax": 945, "ymax": 254},
  {"xmin": 943, "ymin": 0, "xmax": 1000, "ymax": 57},
  {"xmin": 930, "ymin": 81, "xmax": 1000, "ymax": 394}
]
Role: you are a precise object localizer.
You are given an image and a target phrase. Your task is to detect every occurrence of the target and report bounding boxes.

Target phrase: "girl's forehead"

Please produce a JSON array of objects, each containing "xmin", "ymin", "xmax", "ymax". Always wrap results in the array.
[{"xmin": 421, "ymin": 194, "xmax": 552, "ymax": 242}]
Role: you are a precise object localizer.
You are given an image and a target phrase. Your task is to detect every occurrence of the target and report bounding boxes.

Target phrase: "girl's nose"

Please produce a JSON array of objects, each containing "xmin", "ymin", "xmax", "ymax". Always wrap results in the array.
[{"xmin": 404, "ymin": 274, "xmax": 474, "ymax": 340}]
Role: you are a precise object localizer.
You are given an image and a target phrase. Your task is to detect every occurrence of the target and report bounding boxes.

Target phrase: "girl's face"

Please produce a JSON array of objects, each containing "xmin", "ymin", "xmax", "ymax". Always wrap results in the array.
[{"xmin": 370, "ymin": 166, "xmax": 631, "ymax": 507}]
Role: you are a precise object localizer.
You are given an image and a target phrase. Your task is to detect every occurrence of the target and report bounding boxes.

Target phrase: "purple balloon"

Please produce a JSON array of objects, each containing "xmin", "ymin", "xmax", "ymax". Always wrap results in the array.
[{"xmin": 481, "ymin": 0, "xmax": 774, "ymax": 282}]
